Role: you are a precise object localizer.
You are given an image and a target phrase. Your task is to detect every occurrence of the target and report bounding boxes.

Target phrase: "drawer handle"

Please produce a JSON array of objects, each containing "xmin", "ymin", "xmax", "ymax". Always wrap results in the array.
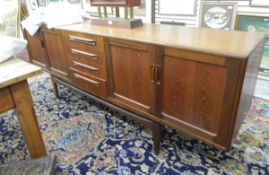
[
  {"xmin": 74, "ymin": 73, "xmax": 100, "ymax": 87},
  {"xmin": 71, "ymin": 49, "xmax": 98, "ymax": 60},
  {"xmin": 73, "ymin": 61, "xmax": 99, "ymax": 72},
  {"xmin": 68, "ymin": 35, "xmax": 96, "ymax": 46}
]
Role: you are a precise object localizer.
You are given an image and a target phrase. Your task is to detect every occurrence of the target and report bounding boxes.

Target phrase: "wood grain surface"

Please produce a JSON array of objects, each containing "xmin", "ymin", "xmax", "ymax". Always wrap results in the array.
[
  {"xmin": 57, "ymin": 21, "xmax": 265, "ymax": 58},
  {"xmin": 10, "ymin": 80, "xmax": 47, "ymax": 158},
  {"xmin": 0, "ymin": 58, "xmax": 42, "ymax": 88}
]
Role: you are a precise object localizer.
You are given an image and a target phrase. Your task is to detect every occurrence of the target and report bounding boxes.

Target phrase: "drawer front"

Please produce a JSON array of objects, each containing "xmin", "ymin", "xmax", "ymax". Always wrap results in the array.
[
  {"xmin": 69, "ymin": 47, "xmax": 106, "ymax": 68},
  {"xmin": 69, "ymin": 68, "xmax": 107, "ymax": 96},
  {"xmin": 62, "ymin": 30, "xmax": 107, "ymax": 79},
  {"xmin": 62, "ymin": 30, "xmax": 104, "ymax": 55},
  {"xmin": 69, "ymin": 57, "xmax": 107, "ymax": 79}
]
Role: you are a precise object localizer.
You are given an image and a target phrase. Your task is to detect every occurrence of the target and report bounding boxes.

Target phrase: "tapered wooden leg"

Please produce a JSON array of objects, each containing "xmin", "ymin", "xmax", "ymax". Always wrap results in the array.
[
  {"xmin": 151, "ymin": 121, "xmax": 161, "ymax": 155},
  {"xmin": 10, "ymin": 80, "xmax": 47, "ymax": 159},
  {"xmin": 50, "ymin": 75, "xmax": 59, "ymax": 97}
]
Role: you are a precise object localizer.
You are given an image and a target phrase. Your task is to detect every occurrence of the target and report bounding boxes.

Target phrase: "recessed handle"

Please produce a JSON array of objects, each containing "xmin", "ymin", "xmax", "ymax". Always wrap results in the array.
[
  {"xmin": 74, "ymin": 73, "xmax": 100, "ymax": 87},
  {"xmin": 68, "ymin": 35, "xmax": 96, "ymax": 46},
  {"xmin": 71, "ymin": 49, "xmax": 98, "ymax": 60},
  {"xmin": 72, "ymin": 61, "xmax": 99, "ymax": 72}
]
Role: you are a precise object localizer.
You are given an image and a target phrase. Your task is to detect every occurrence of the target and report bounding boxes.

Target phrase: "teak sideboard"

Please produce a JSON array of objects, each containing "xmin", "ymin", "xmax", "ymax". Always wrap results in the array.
[{"xmin": 23, "ymin": 21, "xmax": 265, "ymax": 153}]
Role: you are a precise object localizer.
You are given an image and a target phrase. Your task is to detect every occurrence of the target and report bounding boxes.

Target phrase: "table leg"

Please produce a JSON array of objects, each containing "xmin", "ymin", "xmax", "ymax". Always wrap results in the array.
[
  {"xmin": 50, "ymin": 75, "xmax": 59, "ymax": 97},
  {"xmin": 10, "ymin": 80, "xmax": 47, "ymax": 159}
]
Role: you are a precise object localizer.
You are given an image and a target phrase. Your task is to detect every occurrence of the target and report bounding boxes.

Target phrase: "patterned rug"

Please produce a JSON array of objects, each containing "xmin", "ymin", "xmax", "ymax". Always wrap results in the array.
[{"xmin": 0, "ymin": 73, "xmax": 269, "ymax": 175}]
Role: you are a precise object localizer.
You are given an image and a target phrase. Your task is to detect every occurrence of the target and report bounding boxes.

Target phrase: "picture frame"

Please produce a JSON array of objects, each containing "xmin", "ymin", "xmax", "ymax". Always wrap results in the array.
[
  {"xmin": 235, "ymin": 13, "xmax": 269, "ymax": 73},
  {"xmin": 199, "ymin": 2, "xmax": 237, "ymax": 30},
  {"xmin": 29, "ymin": 0, "xmax": 39, "ymax": 10},
  {"xmin": 250, "ymin": 0, "xmax": 269, "ymax": 7},
  {"xmin": 37, "ymin": 0, "xmax": 49, "ymax": 7},
  {"xmin": 158, "ymin": 0, "xmax": 197, "ymax": 16}
]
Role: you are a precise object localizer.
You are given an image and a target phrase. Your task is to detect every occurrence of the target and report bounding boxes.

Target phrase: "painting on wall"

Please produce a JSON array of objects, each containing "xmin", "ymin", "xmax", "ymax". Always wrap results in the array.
[
  {"xmin": 159, "ymin": 0, "xmax": 197, "ymax": 16},
  {"xmin": 250, "ymin": 0, "xmax": 269, "ymax": 7},
  {"xmin": 236, "ymin": 14, "xmax": 269, "ymax": 73},
  {"xmin": 199, "ymin": 2, "xmax": 237, "ymax": 30}
]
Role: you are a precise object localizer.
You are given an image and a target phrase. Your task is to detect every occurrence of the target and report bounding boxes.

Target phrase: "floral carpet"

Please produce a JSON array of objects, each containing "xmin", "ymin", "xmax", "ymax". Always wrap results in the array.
[{"xmin": 0, "ymin": 73, "xmax": 269, "ymax": 175}]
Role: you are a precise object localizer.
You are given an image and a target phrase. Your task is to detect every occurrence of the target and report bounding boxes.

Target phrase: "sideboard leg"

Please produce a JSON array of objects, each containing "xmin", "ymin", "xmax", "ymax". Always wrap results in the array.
[
  {"xmin": 152, "ymin": 121, "xmax": 161, "ymax": 155},
  {"xmin": 50, "ymin": 75, "xmax": 59, "ymax": 97}
]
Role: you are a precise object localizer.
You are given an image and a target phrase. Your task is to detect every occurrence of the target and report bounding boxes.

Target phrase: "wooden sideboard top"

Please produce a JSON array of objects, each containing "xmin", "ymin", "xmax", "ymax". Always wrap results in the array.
[
  {"xmin": 57, "ymin": 20, "xmax": 265, "ymax": 59},
  {"xmin": 0, "ymin": 58, "xmax": 42, "ymax": 88}
]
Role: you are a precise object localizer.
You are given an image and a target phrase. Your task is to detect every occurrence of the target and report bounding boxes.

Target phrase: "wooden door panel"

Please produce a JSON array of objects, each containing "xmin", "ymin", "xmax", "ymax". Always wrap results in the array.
[
  {"xmin": 162, "ymin": 56, "xmax": 227, "ymax": 136},
  {"xmin": 43, "ymin": 30, "xmax": 68, "ymax": 77},
  {"xmin": 110, "ymin": 45, "xmax": 151, "ymax": 111},
  {"xmin": 23, "ymin": 30, "xmax": 47, "ymax": 68}
]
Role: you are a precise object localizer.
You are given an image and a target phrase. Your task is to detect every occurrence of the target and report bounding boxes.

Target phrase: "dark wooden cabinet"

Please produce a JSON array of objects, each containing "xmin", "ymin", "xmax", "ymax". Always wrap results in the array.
[
  {"xmin": 24, "ymin": 21, "xmax": 265, "ymax": 152},
  {"xmin": 23, "ymin": 30, "xmax": 47, "ymax": 69},
  {"xmin": 43, "ymin": 30, "xmax": 68, "ymax": 79}
]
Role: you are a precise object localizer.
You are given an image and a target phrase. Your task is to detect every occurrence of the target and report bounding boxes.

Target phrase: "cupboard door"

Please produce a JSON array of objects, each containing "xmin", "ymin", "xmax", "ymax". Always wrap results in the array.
[
  {"xmin": 160, "ymin": 48, "xmax": 241, "ymax": 148},
  {"xmin": 106, "ymin": 39, "xmax": 157, "ymax": 113},
  {"xmin": 23, "ymin": 30, "xmax": 47, "ymax": 69},
  {"xmin": 43, "ymin": 30, "xmax": 68, "ymax": 78}
]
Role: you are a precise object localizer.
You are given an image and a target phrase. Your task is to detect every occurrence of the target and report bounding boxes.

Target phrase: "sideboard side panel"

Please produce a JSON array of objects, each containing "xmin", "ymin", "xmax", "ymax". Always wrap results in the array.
[{"xmin": 231, "ymin": 40, "xmax": 266, "ymax": 145}]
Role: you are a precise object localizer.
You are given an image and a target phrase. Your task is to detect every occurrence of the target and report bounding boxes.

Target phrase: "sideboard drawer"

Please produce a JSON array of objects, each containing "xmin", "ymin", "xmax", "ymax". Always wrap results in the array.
[
  {"xmin": 69, "ymin": 57, "xmax": 107, "ymax": 79},
  {"xmin": 69, "ymin": 47, "xmax": 106, "ymax": 67},
  {"xmin": 69, "ymin": 68, "xmax": 107, "ymax": 96},
  {"xmin": 62, "ymin": 30, "xmax": 104, "ymax": 55}
]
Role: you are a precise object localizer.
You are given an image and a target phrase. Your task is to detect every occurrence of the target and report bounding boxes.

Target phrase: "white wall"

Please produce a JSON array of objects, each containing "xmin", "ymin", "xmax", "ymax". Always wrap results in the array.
[{"xmin": 154, "ymin": 0, "xmax": 269, "ymax": 27}]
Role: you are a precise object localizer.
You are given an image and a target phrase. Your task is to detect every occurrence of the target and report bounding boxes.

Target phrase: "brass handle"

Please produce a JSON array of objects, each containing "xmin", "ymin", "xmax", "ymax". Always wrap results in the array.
[
  {"xmin": 71, "ymin": 49, "xmax": 98, "ymax": 60},
  {"xmin": 74, "ymin": 73, "xmax": 100, "ymax": 87},
  {"xmin": 150, "ymin": 64, "xmax": 155, "ymax": 83},
  {"xmin": 68, "ymin": 35, "xmax": 96, "ymax": 46},
  {"xmin": 72, "ymin": 61, "xmax": 99, "ymax": 72}
]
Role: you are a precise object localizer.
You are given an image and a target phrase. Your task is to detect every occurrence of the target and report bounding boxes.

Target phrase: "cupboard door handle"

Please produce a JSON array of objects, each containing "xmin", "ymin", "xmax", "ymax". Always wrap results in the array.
[
  {"xmin": 40, "ymin": 40, "xmax": 45, "ymax": 48},
  {"xmin": 74, "ymin": 73, "xmax": 100, "ymax": 87},
  {"xmin": 71, "ymin": 49, "xmax": 98, "ymax": 60},
  {"xmin": 73, "ymin": 61, "xmax": 99, "ymax": 72},
  {"xmin": 155, "ymin": 65, "xmax": 161, "ymax": 84},
  {"xmin": 150, "ymin": 64, "xmax": 155, "ymax": 83},
  {"xmin": 68, "ymin": 35, "xmax": 96, "ymax": 46}
]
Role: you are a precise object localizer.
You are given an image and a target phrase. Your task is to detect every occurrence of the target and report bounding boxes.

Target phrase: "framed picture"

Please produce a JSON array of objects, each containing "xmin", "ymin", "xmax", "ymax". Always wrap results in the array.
[
  {"xmin": 250, "ymin": 0, "xmax": 269, "ymax": 7},
  {"xmin": 199, "ymin": 2, "xmax": 237, "ymax": 30},
  {"xmin": 236, "ymin": 14, "xmax": 269, "ymax": 72},
  {"xmin": 37, "ymin": 0, "xmax": 49, "ymax": 7},
  {"xmin": 28, "ymin": 0, "xmax": 39, "ymax": 10},
  {"xmin": 159, "ymin": 0, "xmax": 197, "ymax": 16}
]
